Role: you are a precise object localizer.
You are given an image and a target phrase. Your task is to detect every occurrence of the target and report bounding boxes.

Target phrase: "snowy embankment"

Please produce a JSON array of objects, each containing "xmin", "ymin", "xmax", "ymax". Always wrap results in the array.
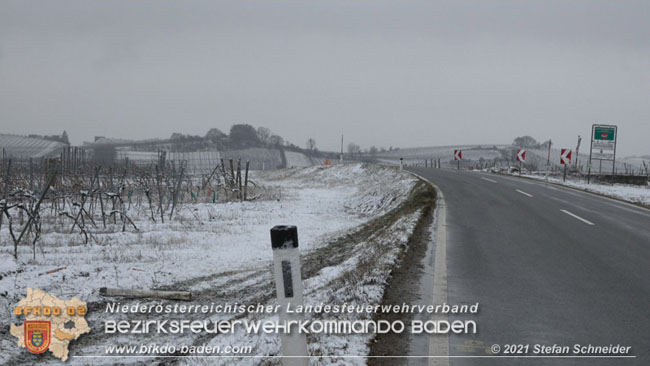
[
  {"xmin": 1, "ymin": 163, "xmax": 427, "ymax": 365},
  {"xmin": 515, "ymin": 173, "xmax": 650, "ymax": 207},
  {"xmin": 284, "ymin": 151, "xmax": 313, "ymax": 168}
]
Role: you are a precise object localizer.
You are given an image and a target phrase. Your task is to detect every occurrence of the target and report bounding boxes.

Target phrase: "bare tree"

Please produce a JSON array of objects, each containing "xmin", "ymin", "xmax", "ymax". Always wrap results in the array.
[
  {"xmin": 347, "ymin": 143, "xmax": 361, "ymax": 156},
  {"xmin": 269, "ymin": 134, "xmax": 284, "ymax": 146},
  {"xmin": 256, "ymin": 127, "xmax": 272, "ymax": 144},
  {"xmin": 306, "ymin": 138, "xmax": 316, "ymax": 151},
  {"xmin": 513, "ymin": 136, "xmax": 539, "ymax": 148}
]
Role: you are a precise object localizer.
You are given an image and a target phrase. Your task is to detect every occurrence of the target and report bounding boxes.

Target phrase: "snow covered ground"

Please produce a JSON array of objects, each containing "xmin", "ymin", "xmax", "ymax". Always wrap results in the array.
[
  {"xmin": 1, "ymin": 163, "xmax": 423, "ymax": 365},
  {"xmin": 284, "ymin": 151, "xmax": 314, "ymax": 168},
  {"xmin": 187, "ymin": 208, "xmax": 423, "ymax": 366},
  {"xmin": 515, "ymin": 173, "xmax": 650, "ymax": 207}
]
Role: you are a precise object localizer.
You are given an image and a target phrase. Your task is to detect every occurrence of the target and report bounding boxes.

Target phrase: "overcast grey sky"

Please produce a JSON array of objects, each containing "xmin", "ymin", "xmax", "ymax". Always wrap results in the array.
[{"xmin": 0, "ymin": 0, "xmax": 648, "ymax": 156}]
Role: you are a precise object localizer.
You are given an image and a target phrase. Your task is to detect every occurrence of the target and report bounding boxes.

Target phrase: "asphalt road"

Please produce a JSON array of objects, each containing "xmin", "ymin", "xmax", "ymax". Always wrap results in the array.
[{"xmin": 408, "ymin": 167, "xmax": 650, "ymax": 365}]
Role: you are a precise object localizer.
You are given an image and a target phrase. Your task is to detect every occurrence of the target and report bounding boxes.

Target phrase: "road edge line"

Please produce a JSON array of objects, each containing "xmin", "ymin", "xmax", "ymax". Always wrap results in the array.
[
  {"xmin": 491, "ymin": 172, "xmax": 650, "ymax": 212},
  {"xmin": 405, "ymin": 170, "xmax": 450, "ymax": 366}
]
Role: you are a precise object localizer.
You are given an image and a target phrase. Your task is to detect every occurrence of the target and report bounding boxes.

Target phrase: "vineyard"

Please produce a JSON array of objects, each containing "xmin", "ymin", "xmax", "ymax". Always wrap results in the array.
[
  {"xmin": 0, "ymin": 155, "xmax": 267, "ymax": 261},
  {"xmin": 0, "ymin": 159, "xmax": 422, "ymax": 365}
]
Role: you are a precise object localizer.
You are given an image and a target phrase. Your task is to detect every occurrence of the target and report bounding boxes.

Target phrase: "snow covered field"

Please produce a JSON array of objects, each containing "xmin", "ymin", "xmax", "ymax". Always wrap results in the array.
[{"xmin": 1, "ymin": 163, "xmax": 426, "ymax": 365}]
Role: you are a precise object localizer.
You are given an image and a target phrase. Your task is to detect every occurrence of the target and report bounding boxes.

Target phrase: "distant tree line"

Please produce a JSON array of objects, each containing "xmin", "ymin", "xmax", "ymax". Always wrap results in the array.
[
  {"xmin": 512, "ymin": 136, "xmax": 550, "ymax": 149},
  {"xmin": 163, "ymin": 124, "xmax": 321, "ymax": 156},
  {"xmin": 28, "ymin": 131, "xmax": 70, "ymax": 145},
  {"xmin": 345, "ymin": 143, "xmax": 392, "ymax": 158}
]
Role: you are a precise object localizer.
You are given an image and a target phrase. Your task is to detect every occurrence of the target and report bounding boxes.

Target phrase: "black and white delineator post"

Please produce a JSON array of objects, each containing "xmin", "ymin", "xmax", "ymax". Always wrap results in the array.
[{"xmin": 270, "ymin": 225, "xmax": 309, "ymax": 366}]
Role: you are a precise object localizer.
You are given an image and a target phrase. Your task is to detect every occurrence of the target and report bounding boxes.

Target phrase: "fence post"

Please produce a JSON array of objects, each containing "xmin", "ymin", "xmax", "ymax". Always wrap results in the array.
[
  {"xmin": 237, "ymin": 159, "xmax": 242, "ymax": 202},
  {"xmin": 270, "ymin": 225, "xmax": 309, "ymax": 366},
  {"xmin": 244, "ymin": 160, "xmax": 249, "ymax": 201}
]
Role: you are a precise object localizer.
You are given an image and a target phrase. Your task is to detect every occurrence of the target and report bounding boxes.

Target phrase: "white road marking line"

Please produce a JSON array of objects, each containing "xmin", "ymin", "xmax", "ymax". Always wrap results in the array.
[
  {"xmin": 497, "ymin": 173, "xmax": 650, "ymax": 217},
  {"xmin": 481, "ymin": 177, "xmax": 497, "ymax": 183},
  {"xmin": 408, "ymin": 170, "xmax": 449, "ymax": 366},
  {"xmin": 560, "ymin": 209, "xmax": 595, "ymax": 225},
  {"xmin": 516, "ymin": 189, "xmax": 533, "ymax": 197},
  {"xmin": 428, "ymin": 184, "xmax": 449, "ymax": 366}
]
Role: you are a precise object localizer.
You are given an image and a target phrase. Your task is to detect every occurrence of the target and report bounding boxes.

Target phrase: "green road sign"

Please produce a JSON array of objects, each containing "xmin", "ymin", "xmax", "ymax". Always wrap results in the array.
[{"xmin": 594, "ymin": 126, "xmax": 616, "ymax": 141}]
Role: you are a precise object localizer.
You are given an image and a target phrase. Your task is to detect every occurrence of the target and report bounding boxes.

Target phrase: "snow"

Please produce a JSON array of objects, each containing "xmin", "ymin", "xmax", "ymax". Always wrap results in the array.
[
  {"xmin": 184, "ymin": 208, "xmax": 423, "ymax": 366},
  {"xmin": 0, "ymin": 163, "xmax": 421, "ymax": 365},
  {"xmin": 376, "ymin": 144, "xmax": 646, "ymax": 173},
  {"xmin": 0, "ymin": 164, "xmax": 411, "ymax": 299},
  {"xmin": 284, "ymin": 151, "xmax": 313, "ymax": 168},
  {"xmin": 518, "ymin": 173, "xmax": 650, "ymax": 206},
  {"xmin": 0, "ymin": 253, "xmax": 17, "ymax": 278}
]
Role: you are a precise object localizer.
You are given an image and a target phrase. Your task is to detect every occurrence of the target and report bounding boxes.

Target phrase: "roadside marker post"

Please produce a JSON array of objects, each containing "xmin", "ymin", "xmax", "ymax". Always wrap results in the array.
[
  {"xmin": 454, "ymin": 150, "xmax": 462, "ymax": 170},
  {"xmin": 270, "ymin": 226, "xmax": 309, "ymax": 366},
  {"xmin": 400, "ymin": 157, "xmax": 403, "ymax": 171},
  {"xmin": 561, "ymin": 149, "xmax": 572, "ymax": 182},
  {"xmin": 516, "ymin": 149, "xmax": 526, "ymax": 176}
]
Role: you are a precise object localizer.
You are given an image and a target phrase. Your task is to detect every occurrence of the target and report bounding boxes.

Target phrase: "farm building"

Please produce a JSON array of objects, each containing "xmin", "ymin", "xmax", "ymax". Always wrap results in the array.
[{"xmin": 0, "ymin": 134, "xmax": 67, "ymax": 159}]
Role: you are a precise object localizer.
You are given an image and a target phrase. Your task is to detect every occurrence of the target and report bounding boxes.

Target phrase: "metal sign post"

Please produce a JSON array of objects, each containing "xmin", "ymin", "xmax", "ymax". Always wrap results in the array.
[
  {"xmin": 561, "ymin": 149, "xmax": 572, "ymax": 182},
  {"xmin": 454, "ymin": 150, "xmax": 462, "ymax": 170},
  {"xmin": 270, "ymin": 225, "xmax": 309, "ymax": 366},
  {"xmin": 587, "ymin": 124, "xmax": 617, "ymax": 185},
  {"xmin": 516, "ymin": 149, "xmax": 526, "ymax": 176}
]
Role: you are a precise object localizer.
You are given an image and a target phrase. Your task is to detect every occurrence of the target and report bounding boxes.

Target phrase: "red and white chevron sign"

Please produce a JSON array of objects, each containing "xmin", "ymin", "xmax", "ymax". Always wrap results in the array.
[
  {"xmin": 560, "ymin": 149, "xmax": 572, "ymax": 165},
  {"xmin": 516, "ymin": 149, "xmax": 526, "ymax": 162},
  {"xmin": 454, "ymin": 150, "xmax": 462, "ymax": 161}
]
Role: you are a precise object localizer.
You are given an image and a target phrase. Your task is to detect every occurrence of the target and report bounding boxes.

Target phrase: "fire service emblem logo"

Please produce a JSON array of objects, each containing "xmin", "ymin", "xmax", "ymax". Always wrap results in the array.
[{"xmin": 25, "ymin": 321, "xmax": 51, "ymax": 354}]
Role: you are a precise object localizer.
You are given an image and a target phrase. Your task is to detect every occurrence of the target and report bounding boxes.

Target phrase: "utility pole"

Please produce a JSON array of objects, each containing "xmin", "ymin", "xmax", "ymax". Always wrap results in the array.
[
  {"xmin": 574, "ymin": 135, "xmax": 581, "ymax": 169},
  {"xmin": 545, "ymin": 139, "xmax": 552, "ymax": 181},
  {"xmin": 587, "ymin": 126, "xmax": 594, "ymax": 184}
]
